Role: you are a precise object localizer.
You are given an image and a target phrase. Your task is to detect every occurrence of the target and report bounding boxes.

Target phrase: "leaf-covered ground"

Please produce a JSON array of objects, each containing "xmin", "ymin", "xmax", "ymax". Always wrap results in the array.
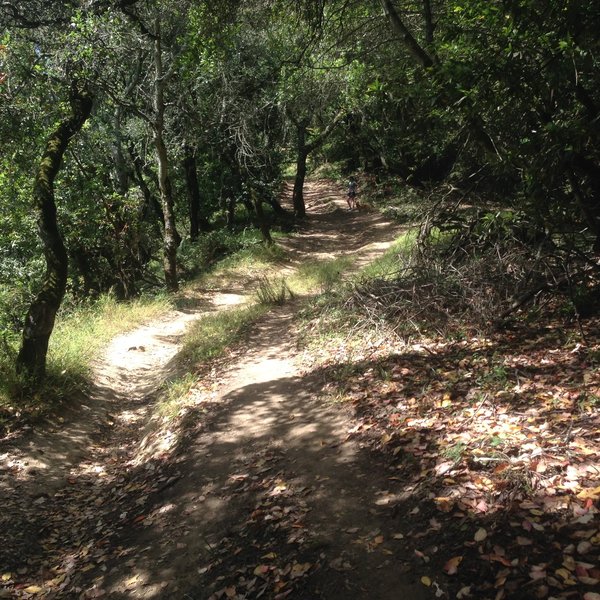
[
  {"xmin": 307, "ymin": 315, "xmax": 600, "ymax": 599},
  {"xmin": 1, "ymin": 182, "xmax": 599, "ymax": 600}
]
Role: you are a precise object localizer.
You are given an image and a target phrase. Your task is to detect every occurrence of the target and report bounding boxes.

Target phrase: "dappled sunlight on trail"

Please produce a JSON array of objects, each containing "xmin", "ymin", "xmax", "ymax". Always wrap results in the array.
[{"xmin": 0, "ymin": 179, "xmax": 415, "ymax": 599}]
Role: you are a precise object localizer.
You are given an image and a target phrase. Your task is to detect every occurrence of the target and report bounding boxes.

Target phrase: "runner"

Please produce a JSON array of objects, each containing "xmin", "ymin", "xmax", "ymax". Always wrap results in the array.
[{"xmin": 347, "ymin": 176, "xmax": 358, "ymax": 209}]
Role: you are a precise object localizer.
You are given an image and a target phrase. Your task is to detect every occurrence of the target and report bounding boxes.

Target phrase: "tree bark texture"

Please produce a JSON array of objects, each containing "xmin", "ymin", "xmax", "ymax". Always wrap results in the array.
[
  {"xmin": 292, "ymin": 111, "xmax": 346, "ymax": 218},
  {"xmin": 153, "ymin": 19, "xmax": 179, "ymax": 292},
  {"xmin": 379, "ymin": 0, "xmax": 434, "ymax": 68},
  {"xmin": 16, "ymin": 81, "xmax": 93, "ymax": 382},
  {"xmin": 251, "ymin": 189, "xmax": 273, "ymax": 245},
  {"xmin": 422, "ymin": 0, "xmax": 435, "ymax": 46},
  {"xmin": 130, "ymin": 146, "xmax": 164, "ymax": 226}
]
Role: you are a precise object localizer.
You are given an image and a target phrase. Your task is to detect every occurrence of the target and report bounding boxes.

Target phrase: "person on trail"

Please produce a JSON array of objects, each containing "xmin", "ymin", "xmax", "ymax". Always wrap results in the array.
[{"xmin": 347, "ymin": 176, "xmax": 358, "ymax": 210}]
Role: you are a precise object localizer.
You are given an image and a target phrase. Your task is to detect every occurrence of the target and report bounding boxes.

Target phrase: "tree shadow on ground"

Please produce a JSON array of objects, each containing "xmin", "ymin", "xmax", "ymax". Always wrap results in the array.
[{"xmin": 3, "ymin": 312, "xmax": 599, "ymax": 599}]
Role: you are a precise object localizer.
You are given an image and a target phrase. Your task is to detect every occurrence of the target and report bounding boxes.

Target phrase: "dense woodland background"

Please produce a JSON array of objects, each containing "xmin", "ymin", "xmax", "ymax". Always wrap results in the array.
[{"xmin": 1, "ymin": 0, "xmax": 599, "ymax": 386}]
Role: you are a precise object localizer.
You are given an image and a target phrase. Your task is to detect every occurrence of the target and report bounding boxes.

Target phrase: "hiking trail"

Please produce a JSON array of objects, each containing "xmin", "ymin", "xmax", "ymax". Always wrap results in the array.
[{"xmin": 0, "ymin": 181, "xmax": 431, "ymax": 599}]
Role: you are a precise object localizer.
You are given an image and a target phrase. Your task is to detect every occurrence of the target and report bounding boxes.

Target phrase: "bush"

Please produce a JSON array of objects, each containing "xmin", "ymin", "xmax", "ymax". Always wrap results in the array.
[{"xmin": 178, "ymin": 229, "xmax": 266, "ymax": 277}]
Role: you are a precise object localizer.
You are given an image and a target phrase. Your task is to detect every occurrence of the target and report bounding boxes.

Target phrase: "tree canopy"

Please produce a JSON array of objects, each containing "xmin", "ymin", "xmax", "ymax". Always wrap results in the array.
[{"xmin": 1, "ymin": 0, "xmax": 600, "ymax": 380}]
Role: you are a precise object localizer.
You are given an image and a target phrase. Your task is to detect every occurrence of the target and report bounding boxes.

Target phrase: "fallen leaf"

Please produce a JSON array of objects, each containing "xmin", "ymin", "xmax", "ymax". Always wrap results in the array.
[
  {"xmin": 443, "ymin": 556, "xmax": 463, "ymax": 575},
  {"xmin": 421, "ymin": 576, "xmax": 432, "ymax": 586},
  {"xmin": 577, "ymin": 486, "xmax": 600, "ymax": 500},
  {"xmin": 253, "ymin": 565, "xmax": 269, "ymax": 577},
  {"xmin": 474, "ymin": 527, "xmax": 487, "ymax": 542},
  {"xmin": 555, "ymin": 567, "xmax": 577, "ymax": 585},
  {"xmin": 483, "ymin": 554, "xmax": 512, "ymax": 567},
  {"xmin": 516, "ymin": 536, "xmax": 532, "ymax": 546},
  {"xmin": 290, "ymin": 563, "xmax": 311, "ymax": 579},
  {"xmin": 577, "ymin": 541, "xmax": 592, "ymax": 554},
  {"xmin": 23, "ymin": 586, "xmax": 43, "ymax": 594}
]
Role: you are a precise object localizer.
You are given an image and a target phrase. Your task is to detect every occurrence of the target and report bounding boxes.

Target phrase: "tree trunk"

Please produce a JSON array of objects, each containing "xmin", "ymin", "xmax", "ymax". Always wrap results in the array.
[
  {"xmin": 293, "ymin": 123, "xmax": 308, "ymax": 218},
  {"xmin": 183, "ymin": 147, "xmax": 210, "ymax": 240},
  {"xmin": 130, "ymin": 146, "xmax": 164, "ymax": 226},
  {"xmin": 422, "ymin": 0, "xmax": 435, "ymax": 46},
  {"xmin": 290, "ymin": 111, "xmax": 346, "ymax": 219},
  {"xmin": 251, "ymin": 189, "xmax": 273, "ymax": 245},
  {"xmin": 379, "ymin": 0, "xmax": 434, "ymax": 68},
  {"xmin": 266, "ymin": 196, "xmax": 286, "ymax": 215},
  {"xmin": 17, "ymin": 81, "xmax": 93, "ymax": 382},
  {"xmin": 153, "ymin": 18, "xmax": 179, "ymax": 292},
  {"xmin": 111, "ymin": 106, "xmax": 130, "ymax": 195},
  {"xmin": 226, "ymin": 196, "xmax": 236, "ymax": 230}
]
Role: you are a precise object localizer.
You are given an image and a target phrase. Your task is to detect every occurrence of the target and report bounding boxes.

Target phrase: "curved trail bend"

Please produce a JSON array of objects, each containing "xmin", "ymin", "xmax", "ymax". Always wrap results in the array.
[{"xmin": 0, "ymin": 181, "xmax": 429, "ymax": 599}]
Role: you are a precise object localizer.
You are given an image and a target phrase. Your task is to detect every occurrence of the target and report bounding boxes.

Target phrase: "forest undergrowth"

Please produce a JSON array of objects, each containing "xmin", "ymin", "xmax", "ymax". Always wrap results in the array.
[{"xmin": 295, "ymin": 199, "xmax": 600, "ymax": 600}]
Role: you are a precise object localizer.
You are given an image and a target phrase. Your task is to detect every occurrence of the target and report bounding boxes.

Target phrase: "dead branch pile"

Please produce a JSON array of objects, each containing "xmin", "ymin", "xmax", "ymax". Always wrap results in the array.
[{"xmin": 347, "ymin": 205, "xmax": 600, "ymax": 336}]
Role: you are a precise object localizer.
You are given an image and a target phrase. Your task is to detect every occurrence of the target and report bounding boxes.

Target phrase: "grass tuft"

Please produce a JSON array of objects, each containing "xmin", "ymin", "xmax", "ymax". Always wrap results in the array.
[
  {"xmin": 288, "ymin": 256, "xmax": 353, "ymax": 295},
  {"xmin": 181, "ymin": 304, "xmax": 266, "ymax": 365},
  {"xmin": 256, "ymin": 276, "xmax": 294, "ymax": 306}
]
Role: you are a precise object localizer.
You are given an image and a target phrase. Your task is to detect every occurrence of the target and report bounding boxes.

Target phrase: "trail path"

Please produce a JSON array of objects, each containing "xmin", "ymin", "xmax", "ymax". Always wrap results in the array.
[{"xmin": 0, "ymin": 181, "xmax": 430, "ymax": 599}]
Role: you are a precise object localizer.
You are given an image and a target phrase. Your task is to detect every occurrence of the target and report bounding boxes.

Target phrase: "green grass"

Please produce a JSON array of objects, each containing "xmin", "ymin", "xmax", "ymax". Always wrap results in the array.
[
  {"xmin": 359, "ymin": 230, "xmax": 417, "ymax": 280},
  {"xmin": 255, "ymin": 276, "xmax": 294, "ymax": 306},
  {"xmin": 49, "ymin": 294, "xmax": 172, "ymax": 377},
  {"xmin": 288, "ymin": 256, "xmax": 354, "ymax": 294},
  {"xmin": 0, "ymin": 293, "xmax": 172, "ymax": 430},
  {"xmin": 293, "ymin": 231, "xmax": 421, "ymax": 364},
  {"xmin": 180, "ymin": 303, "xmax": 267, "ymax": 365},
  {"xmin": 188, "ymin": 237, "xmax": 289, "ymax": 294},
  {"xmin": 217, "ymin": 237, "xmax": 287, "ymax": 271},
  {"xmin": 156, "ymin": 373, "xmax": 199, "ymax": 419}
]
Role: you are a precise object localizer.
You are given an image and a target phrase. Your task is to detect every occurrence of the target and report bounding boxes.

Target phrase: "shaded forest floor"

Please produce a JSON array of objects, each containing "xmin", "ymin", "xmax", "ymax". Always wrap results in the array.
[{"xmin": 1, "ymin": 180, "xmax": 599, "ymax": 600}]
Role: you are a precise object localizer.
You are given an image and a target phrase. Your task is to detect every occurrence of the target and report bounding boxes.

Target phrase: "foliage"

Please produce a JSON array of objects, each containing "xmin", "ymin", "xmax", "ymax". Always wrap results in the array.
[{"xmin": 2, "ymin": 0, "xmax": 600, "ymax": 381}]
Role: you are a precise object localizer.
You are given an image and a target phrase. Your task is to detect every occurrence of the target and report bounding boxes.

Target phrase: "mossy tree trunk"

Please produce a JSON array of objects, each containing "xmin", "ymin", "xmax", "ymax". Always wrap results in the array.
[{"xmin": 16, "ymin": 81, "xmax": 93, "ymax": 383}]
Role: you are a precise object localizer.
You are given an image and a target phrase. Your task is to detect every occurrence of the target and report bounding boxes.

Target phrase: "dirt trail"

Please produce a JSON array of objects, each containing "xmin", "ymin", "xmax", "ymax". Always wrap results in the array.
[{"xmin": 0, "ymin": 181, "xmax": 430, "ymax": 599}]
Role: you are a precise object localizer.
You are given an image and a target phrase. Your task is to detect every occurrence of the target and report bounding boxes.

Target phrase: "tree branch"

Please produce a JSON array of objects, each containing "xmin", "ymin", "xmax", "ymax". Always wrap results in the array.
[{"xmin": 378, "ymin": 0, "xmax": 434, "ymax": 69}]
